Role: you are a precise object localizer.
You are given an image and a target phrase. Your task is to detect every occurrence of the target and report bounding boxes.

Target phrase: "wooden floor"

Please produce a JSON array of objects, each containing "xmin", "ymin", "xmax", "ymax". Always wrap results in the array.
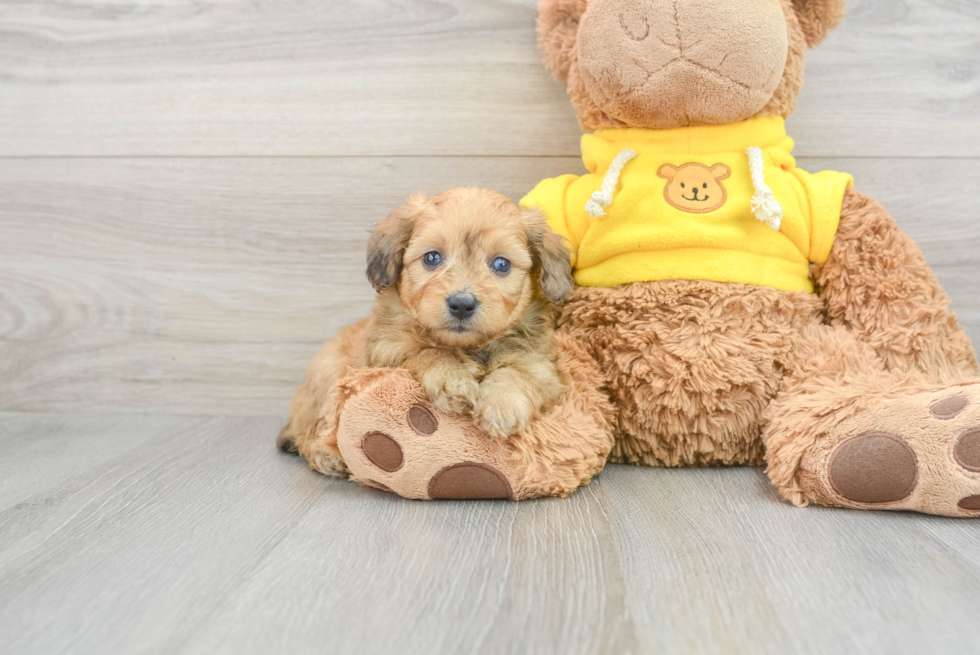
[
  {"xmin": 2, "ymin": 0, "xmax": 980, "ymax": 653},
  {"xmin": 4, "ymin": 413, "xmax": 980, "ymax": 655}
]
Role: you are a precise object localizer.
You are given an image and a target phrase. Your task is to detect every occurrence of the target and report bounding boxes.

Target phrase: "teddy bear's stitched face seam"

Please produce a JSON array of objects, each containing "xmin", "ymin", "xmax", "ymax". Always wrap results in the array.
[
  {"xmin": 670, "ymin": 0, "xmax": 683, "ymax": 54},
  {"xmin": 572, "ymin": 0, "xmax": 792, "ymax": 129},
  {"xmin": 629, "ymin": 13, "xmax": 765, "ymax": 96},
  {"xmin": 619, "ymin": 9, "xmax": 650, "ymax": 41}
]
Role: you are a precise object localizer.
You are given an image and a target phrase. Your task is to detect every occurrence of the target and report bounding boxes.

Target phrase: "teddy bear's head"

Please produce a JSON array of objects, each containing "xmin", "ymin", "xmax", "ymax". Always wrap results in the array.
[{"xmin": 538, "ymin": 0, "xmax": 847, "ymax": 131}]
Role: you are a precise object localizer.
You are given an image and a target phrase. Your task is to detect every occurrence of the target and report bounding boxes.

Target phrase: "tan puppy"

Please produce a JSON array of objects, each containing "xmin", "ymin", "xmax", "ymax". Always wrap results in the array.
[{"xmin": 278, "ymin": 188, "xmax": 575, "ymax": 476}]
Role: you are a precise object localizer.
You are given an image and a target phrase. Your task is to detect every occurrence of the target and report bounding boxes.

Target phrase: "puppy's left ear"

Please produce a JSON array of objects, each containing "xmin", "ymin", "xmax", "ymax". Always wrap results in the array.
[
  {"xmin": 792, "ymin": 0, "xmax": 847, "ymax": 48},
  {"xmin": 366, "ymin": 193, "xmax": 427, "ymax": 291},
  {"xmin": 524, "ymin": 208, "xmax": 575, "ymax": 304}
]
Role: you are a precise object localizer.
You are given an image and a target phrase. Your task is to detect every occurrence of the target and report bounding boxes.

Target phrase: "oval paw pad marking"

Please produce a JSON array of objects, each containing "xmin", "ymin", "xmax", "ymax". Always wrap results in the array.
[
  {"xmin": 930, "ymin": 394, "xmax": 969, "ymax": 420},
  {"xmin": 954, "ymin": 429, "xmax": 980, "ymax": 472},
  {"xmin": 428, "ymin": 463, "xmax": 513, "ymax": 500},
  {"xmin": 361, "ymin": 432, "xmax": 404, "ymax": 472},
  {"xmin": 407, "ymin": 405, "xmax": 438, "ymax": 436},
  {"xmin": 828, "ymin": 432, "xmax": 918, "ymax": 504},
  {"xmin": 958, "ymin": 495, "xmax": 980, "ymax": 510}
]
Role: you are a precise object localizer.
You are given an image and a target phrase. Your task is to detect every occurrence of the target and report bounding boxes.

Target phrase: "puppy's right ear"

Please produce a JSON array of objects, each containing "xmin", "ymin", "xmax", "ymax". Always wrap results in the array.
[
  {"xmin": 366, "ymin": 193, "xmax": 427, "ymax": 291},
  {"xmin": 538, "ymin": 0, "xmax": 588, "ymax": 81}
]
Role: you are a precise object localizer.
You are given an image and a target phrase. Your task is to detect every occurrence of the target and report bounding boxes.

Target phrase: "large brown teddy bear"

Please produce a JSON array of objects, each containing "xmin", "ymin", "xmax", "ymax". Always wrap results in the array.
[{"xmin": 290, "ymin": 0, "xmax": 980, "ymax": 517}]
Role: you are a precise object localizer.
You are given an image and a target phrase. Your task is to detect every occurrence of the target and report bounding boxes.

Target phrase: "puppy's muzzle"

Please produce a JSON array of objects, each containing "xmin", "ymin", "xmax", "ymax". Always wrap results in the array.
[{"xmin": 446, "ymin": 292, "xmax": 479, "ymax": 322}]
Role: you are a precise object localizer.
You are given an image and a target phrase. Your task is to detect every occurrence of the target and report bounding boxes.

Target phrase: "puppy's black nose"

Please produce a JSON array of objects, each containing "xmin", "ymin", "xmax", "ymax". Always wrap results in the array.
[{"xmin": 446, "ymin": 293, "xmax": 479, "ymax": 321}]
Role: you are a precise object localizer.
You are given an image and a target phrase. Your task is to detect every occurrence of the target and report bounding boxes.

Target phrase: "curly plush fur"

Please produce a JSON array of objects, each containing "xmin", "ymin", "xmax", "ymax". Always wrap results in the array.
[{"xmin": 561, "ymin": 279, "xmax": 823, "ymax": 467}]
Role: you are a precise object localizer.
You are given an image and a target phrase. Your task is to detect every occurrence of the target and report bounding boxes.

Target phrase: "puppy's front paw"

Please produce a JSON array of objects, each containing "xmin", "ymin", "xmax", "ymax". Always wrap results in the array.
[
  {"xmin": 475, "ymin": 386, "xmax": 534, "ymax": 438},
  {"xmin": 421, "ymin": 367, "xmax": 479, "ymax": 415}
]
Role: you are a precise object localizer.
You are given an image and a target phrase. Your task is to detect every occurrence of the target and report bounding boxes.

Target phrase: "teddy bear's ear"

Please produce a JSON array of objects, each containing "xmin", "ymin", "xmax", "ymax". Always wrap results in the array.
[
  {"xmin": 710, "ymin": 164, "xmax": 732, "ymax": 181},
  {"xmin": 537, "ymin": 0, "xmax": 589, "ymax": 82},
  {"xmin": 792, "ymin": 0, "xmax": 848, "ymax": 48}
]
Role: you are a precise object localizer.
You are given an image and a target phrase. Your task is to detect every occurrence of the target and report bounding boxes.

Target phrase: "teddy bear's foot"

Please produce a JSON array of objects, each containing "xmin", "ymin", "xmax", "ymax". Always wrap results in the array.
[
  {"xmin": 333, "ymin": 369, "xmax": 528, "ymax": 500},
  {"xmin": 796, "ymin": 383, "xmax": 980, "ymax": 516}
]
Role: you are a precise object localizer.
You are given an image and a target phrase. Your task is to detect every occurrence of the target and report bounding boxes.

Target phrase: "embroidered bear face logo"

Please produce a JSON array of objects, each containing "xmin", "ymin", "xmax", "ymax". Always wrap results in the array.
[{"xmin": 657, "ymin": 163, "xmax": 732, "ymax": 214}]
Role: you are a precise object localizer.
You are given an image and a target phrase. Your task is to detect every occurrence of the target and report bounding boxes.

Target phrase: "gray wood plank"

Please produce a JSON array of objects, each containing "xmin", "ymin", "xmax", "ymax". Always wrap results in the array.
[
  {"xmin": 0, "ymin": 412, "xmax": 636, "ymax": 655},
  {"xmin": 0, "ymin": 0, "xmax": 977, "ymax": 157},
  {"xmin": 184, "ymin": 472, "xmax": 637, "ymax": 655},
  {"xmin": 3, "ymin": 156, "xmax": 979, "ymax": 417},
  {"xmin": 2, "ymin": 412, "xmax": 980, "ymax": 655},
  {"xmin": 0, "ymin": 413, "xmax": 335, "ymax": 655},
  {"xmin": 600, "ymin": 464, "xmax": 980, "ymax": 654},
  {"xmin": 0, "ymin": 412, "xmax": 211, "ymax": 510}
]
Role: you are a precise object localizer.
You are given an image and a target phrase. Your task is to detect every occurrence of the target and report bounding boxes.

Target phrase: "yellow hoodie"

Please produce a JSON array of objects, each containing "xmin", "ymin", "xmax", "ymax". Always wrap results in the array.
[{"xmin": 520, "ymin": 116, "xmax": 853, "ymax": 293}]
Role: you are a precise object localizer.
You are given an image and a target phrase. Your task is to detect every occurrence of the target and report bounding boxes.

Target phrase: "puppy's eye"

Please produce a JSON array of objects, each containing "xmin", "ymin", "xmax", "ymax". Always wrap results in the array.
[
  {"xmin": 491, "ymin": 257, "xmax": 511, "ymax": 275},
  {"xmin": 422, "ymin": 251, "xmax": 443, "ymax": 269},
  {"xmin": 703, "ymin": 183, "xmax": 708, "ymax": 189},
  {"xmin": 680, "ymin": 183, "xmax": 685, "ymax": 188}
]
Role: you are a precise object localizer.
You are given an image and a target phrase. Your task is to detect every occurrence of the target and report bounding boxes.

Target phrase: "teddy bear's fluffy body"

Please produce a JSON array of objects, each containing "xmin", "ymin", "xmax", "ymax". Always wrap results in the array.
[{"xmin": 564, "ymin": 187, "xmax": 979, "ymax": 473}]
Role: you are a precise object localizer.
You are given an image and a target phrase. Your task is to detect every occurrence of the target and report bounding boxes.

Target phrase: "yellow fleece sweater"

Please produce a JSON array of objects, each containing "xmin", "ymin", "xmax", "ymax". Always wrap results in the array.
[{"xmin": 520, "ymin": 116, "xmax": 853, "ymax": 293}]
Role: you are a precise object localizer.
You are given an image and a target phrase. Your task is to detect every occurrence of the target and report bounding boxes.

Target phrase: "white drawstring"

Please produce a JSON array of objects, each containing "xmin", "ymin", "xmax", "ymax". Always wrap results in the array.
[
  {"xmin": 585, "ymin": 149, "xmax": 637, "ymax": 218},
  {"xmin": 745, "ymin": 146, "xmax": 782, "ymax": 231}
]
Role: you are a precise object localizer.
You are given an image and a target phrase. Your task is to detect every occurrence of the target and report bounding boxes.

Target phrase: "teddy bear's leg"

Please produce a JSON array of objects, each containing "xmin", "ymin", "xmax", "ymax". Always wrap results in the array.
[
  {"xmin": 815, "ymin": 187, "xmax": 978, "ymax": 380},
  {"xmin": 331, "ymin": 333, "xmax": 616, "ymax": 500},
  {"xmin": 762, "ymin": 188, "xmax": 980, "ymax": 516},
  {"xmin": 763, "ymin": 322, "xmax": 980, "ymax": 516}
]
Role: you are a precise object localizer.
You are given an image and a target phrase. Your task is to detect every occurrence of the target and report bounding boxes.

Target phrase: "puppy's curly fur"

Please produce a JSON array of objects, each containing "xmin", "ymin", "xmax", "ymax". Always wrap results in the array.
[{"xmin": 278, "ymin": 188, "xmax": 575, "ymax": 474}]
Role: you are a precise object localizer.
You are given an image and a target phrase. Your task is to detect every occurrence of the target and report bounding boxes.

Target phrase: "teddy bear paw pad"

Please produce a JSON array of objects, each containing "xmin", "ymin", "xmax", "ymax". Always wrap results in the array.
[
  {"xmin": 931, "ymin": 394, "xmax": 969, "ymax": 420},
  {"xmin": 827, "ymin": 432, "xmax": 918, "ymax": 504},
  {"xmin": 958, "ymin": 495, "xmax": 980, "ymax": 510},
  {"xmin": 361, "ymin": 432, "xmax": 404, "ymax": 472},
  {"xmin": 407, "ymin": 404, "xmax": 438, "ymax": 435},
  {"xmin": 953, "ymin": 428, "xmax": 980, "ymax": 472},
  {"xmin": 428, "ymin": 463, "xmax": 513, "ymax": 500}
]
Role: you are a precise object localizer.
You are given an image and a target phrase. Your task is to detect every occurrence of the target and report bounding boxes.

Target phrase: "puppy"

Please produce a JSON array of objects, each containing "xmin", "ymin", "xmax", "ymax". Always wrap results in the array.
[{"xmin": 278, "ymin": 187, "xmax": 575, "ymax": 476}]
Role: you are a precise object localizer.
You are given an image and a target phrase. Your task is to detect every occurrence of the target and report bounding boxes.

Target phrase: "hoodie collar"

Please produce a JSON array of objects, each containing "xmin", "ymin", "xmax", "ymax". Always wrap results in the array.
[{"xmin": 585, "ymin": 115, "xmax": 792, "ymax": 158}]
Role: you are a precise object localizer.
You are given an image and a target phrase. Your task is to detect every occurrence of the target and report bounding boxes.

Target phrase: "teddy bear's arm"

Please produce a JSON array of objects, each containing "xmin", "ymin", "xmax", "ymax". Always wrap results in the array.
[{"xmin": 813, "ymin": 187, "xmax": 978, "ymax": 376}]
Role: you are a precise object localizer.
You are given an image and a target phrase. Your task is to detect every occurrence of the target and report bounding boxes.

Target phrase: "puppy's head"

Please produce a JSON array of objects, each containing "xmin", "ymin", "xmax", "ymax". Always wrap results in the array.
[{"xmin": 366, "ymin": 188, "xmax": 574, "ymax": 348}]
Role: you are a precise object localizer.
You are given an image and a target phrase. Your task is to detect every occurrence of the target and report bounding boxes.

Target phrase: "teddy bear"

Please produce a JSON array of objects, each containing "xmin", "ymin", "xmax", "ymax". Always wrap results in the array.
[{"xmin": 302, "ymin": 0, "xmax": 980, "ymax": 516}]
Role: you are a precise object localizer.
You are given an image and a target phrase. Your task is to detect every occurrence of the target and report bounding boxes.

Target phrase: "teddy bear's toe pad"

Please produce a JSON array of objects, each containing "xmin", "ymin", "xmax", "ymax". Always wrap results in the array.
[
  {"xmin": 361, "ymin": 432, "xmax": 404, "ymax": 472},
  {"xmin": 958, "ymin": 495, "xmax": 980, "ymax": 510},
  {"xmin": 931, "ymin": 394, "xmax": 969, "ymax": 420},
  {"xmin": 428, "ymin": 463, "xmax": 513, "ymax": 500},
  {"xmin": 828, "ymin": 432, "xmax": 918, "ymax": 504},
  {"xmin": 953, "ymin": 429, "xmax": 980, "ymax": 472},
  {"xmin": 407, "ymin": 404, "xmax": 438, "ymax": 435}
]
